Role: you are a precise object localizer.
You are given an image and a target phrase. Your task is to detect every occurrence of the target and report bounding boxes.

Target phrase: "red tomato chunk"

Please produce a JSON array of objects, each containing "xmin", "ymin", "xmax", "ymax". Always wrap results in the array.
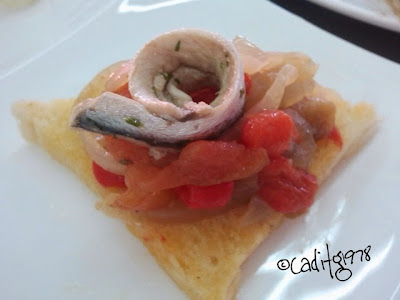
[
  {"xmin": 258, "ymin": 157, "xmax": 317, "ymax": 213},
  {"xmin": 241, "ymin": 110, "xmax": 295, "ymax": 158},
  {"xmin": 176, "ymin": 182, "xmax": 234, "ymax": 209}
]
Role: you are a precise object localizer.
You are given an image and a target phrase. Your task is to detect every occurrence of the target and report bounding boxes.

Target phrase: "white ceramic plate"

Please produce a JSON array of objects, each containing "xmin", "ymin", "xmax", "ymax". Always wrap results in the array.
[
  {"xmin": 307, "ymin": 0, "xmax": 400, "ymax": 33},
  {"xmin": 1, "ymin": 0, "xmax": 399, "ymax": 299}
]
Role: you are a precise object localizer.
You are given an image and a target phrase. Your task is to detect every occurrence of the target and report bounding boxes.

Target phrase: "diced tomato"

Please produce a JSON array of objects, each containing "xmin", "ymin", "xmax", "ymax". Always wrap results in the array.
[
  {"xmin": 176, "ymin": 181, "xmax": 234, "ymax": 209},
  {"xmin": 258, "ymin": 157, "xmax": 317, "ymax": 213},
  {"xmin": 328, "ymin": 126, "xmax": 343, "ymax": 148},
  {"xmin": 189, "ymin": 86, "xmax": 219, "ymax": 104},
  {"xmin": 244, "ymin": 73, "xmax": 252, "ymax": 95},
  {"xmin": 241, "ymin": 110, "xmax": 295, "ymax": 158},
  {"xmin": 141, "ymin": 140, "xmax": 268, "ymax": 192},
  {"xmin": 92, "ymin": 161, "xmax": 126, "ymax": 188}
]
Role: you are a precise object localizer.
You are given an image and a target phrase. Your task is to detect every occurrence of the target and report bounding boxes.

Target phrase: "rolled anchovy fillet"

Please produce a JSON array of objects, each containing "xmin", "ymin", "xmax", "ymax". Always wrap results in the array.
[{"xmin": 69, "ymin": 29, "xmax": 245, "ymax": 147}]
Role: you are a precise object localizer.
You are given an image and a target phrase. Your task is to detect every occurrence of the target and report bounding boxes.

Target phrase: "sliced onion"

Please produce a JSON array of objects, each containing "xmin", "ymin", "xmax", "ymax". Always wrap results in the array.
[
  {"xmin": 233, "ymin": 36, "xmax": 276, "ymax": 74},
  {"xmin": 80, "ymin": 132, "xmax": 127, "ymax": 175},
  {"xmin": 233, "ymin": 36, "xmax": 318, "ymax": 80},
  {"xmin": 104, "ymin": 60, "xmax": 132, "ymax": 93},
  {"xmin": 248, "ymin": 64, "xmax": 298, "ymax": 113},
  {"xmin": 280, "ymin": 79, "xmax": 316, "ymax": 108},
  {"xmin": 239, "ymin": 195, "xmax": 276, "ymax": 228},
  {"xmin": 232, "ymin": 175, "xmax": 259, "ymax": 202}
]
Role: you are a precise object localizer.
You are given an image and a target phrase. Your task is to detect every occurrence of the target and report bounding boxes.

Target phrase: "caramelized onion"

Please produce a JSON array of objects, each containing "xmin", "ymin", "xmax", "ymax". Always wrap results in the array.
[{"xmin": 284, "ymin": 109, "xmax": 316, "ymax": 170}]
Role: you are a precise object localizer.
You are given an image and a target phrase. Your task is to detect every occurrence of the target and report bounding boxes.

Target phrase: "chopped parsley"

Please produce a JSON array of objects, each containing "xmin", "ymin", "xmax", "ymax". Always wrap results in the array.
[
  {"xmin": 175, "ymin": 40, "xmax": 181, "ymax": 51},
  {"xmin": 174, "ymin": 78, "xmax": 181, "ymax": 84},
  {"xmin": 160, "ymin": 72, "xmax": 173, "ymax": 85},
  {"xmin": 86, "ymin": 117, "xmax": 105, "ymax": 131},
  {"xmin": 240, "ymin": 88, "xmax": 245, "ymax": 98},
  {"xmin": 124, "ymin": 116, "xmax": 143, "ymax": 127}
]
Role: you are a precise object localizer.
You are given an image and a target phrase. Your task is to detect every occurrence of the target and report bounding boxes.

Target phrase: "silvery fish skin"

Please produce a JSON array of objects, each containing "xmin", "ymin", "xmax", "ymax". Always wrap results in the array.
[{"xmin": 69, "ymin": 29, "xmax": 245, "ymax": 147}]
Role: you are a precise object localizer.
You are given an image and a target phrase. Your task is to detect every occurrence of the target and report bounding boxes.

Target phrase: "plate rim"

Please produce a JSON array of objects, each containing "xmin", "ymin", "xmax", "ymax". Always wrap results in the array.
[{"xmin": 306, "ymin": 0, "xmax": 400, "ymax": 33}]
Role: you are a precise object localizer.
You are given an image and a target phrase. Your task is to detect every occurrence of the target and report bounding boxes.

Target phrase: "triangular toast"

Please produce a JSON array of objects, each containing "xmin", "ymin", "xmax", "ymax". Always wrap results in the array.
[{"xmin": 12, "ymin": 66, "xmax": 377, "ymax": 299}]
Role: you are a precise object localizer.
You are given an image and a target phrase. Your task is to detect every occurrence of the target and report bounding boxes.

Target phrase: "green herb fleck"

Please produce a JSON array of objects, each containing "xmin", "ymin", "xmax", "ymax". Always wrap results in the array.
[
  {"xmin": 175, "ymin": 40, "xmax": 181, "ymax": 51},
  {"xmin": 86, "ymin": 117, "xmax": 105, "ymax": 131},
  {"xmin": 226, "ymin": 60, "xmax": 229, "ymax": 67},
  {"xmin": 124, "ymin": 116, "xmax": 143, "ymax": 127},
  {"xmin": 152, "ymin": 85, "xmax": 158, "ymax": 97},
  {"xmin": 160, "ymin": 72, "xmax": 167, "ymax": 80},
  {"xmin": 174, "ymin": 78, "xmax": 180, "ymax": 84},
  {"xmin": 224, "ymin": 52, "xmax": 229, "ymax": 58},
  {"xmin": 240, "ymin": 88, "xmax": 245, "ymax": 98},
  {"xmin": 119, "ymin": 159, "xmax": 133, "ymax": 165},
  {"xmin": 219, "ymin": 61, "xmax": 224, "ymax": 69},
  {"xmin": 160, "ymin": 72, "xmax": 173, "ymax": 84}
]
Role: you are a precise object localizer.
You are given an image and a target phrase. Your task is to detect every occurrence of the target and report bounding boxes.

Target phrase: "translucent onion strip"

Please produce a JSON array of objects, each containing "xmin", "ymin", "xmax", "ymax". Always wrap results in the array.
[
  {"xmin": 248, "ymin": 64, "xmax": 298, "ymax": 112},
  {"xmin": 80, "ymin": 132, "xmax": 127, "ymax": 175},
  {"xmin": 104, "ymin": 60, "xmax": 132, "ymax": 93}
]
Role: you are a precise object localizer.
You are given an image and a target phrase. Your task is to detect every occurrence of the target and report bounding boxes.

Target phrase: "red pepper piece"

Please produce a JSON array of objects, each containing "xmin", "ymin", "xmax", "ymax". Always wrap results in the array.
[
  {"xmin": 176, "ymin": 181, "xmax": 234, "ymax": 209},
  {"xmin": 241, "ymin": 110, "xmax": 295, "ymax": 158},
  {"xmin": 92, "ymin": 161, "xmax": 126, "ymax": 188},
  {"xmin": 258, "ymin": 157, "xmax": 317, "ymax": 213},
  {"xmin": 189, "ymin": 86, "xmax": 219, "ymax": 104}
]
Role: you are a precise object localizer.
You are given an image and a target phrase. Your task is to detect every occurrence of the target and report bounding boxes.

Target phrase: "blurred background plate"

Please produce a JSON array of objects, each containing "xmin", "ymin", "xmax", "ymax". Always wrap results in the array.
[
  {"xmin": 0, "ymin": 0, "xmax": 113, "ymax": 79},
  {"xmin": 306, "ymin": 0, "xmax": 400, "ymax": 32}
]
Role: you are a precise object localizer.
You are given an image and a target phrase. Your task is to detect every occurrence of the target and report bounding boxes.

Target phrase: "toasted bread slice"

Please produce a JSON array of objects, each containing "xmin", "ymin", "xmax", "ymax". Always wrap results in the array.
[{"xmin": 12, "ymin": 65, "xmax": 377, "ymax": 299}]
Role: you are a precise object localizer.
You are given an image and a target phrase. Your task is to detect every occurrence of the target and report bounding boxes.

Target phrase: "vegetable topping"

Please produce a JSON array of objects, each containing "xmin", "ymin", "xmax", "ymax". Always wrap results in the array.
[
  {"xmin": 75, "ymin": 32, "xmax": 343, "ymax": 218},
  {"xmin": 241, "ymin": 110, "xmax": 295, "ymax": 158},
  {"xmin": 92, "ymin": 161, "xmax": 126, "ymax": 188}
]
